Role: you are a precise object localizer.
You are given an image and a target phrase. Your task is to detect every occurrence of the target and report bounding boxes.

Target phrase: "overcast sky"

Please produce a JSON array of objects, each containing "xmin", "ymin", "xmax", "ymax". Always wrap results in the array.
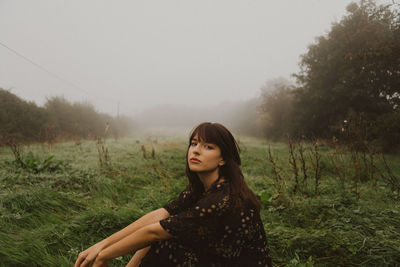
[{"xmin": 1, "ymin": 0, "xmax": 363, "ymax": 116}]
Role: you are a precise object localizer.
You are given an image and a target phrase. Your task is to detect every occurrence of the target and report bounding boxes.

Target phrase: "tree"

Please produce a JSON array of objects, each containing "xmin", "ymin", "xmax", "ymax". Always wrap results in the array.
[
  {"xmin": 0, "ymin": 89, "xmax": 48, "ymax": 143},
  {"xmin": 258, "ymin": 78, "xmax": 295, "ymax": 140},
  {"xmin": 45, "ymin": 97, "xmax": 108, "ymax": 139},
  {"xmin": 293, "ymin": 0, "xmax": 400, "ymax": 145}
]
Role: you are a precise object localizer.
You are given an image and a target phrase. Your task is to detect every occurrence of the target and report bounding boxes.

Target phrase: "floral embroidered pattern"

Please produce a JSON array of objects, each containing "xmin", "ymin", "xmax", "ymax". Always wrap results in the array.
[{"xmin": 139, "ymin": 181, "xmax": 272, "ymax": 267}]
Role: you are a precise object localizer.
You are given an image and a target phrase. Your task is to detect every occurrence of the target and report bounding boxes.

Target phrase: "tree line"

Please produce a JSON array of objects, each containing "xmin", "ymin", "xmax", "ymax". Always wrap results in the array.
[
  {"xmin": 0, "ymin": 89, "xmax": 133, "ymax": 145},
  {"xmin": 258, "ymin": 0, "xmax": 399, "ymax": 151}
]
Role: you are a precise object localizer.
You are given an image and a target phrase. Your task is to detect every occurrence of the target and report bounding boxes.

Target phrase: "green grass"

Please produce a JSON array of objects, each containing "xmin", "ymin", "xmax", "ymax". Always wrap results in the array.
[{"xmin": 0, "ymin": 135, "xmax": 399, "ymax": 266}]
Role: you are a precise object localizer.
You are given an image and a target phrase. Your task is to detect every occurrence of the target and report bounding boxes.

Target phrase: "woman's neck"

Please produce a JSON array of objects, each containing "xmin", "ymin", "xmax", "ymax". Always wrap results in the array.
[{"xmin": 197, "ymin": 170, "xmax": 225, "ymax": 192}]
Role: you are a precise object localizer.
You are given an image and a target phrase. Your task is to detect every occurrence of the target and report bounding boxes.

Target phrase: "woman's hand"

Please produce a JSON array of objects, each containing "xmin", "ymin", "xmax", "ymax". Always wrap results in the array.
[
  {"xmin": 74, "ymin": 242, "xmax": 105, "ymax": 267},
  {"xmin": 91, "ymin": 253, "xmax": 108, "ymax": 267}
]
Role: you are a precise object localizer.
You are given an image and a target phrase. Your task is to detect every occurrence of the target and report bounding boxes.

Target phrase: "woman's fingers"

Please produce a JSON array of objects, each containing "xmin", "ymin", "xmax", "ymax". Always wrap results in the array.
[
  {"xmin": 74, "ymin": 243, "xmax": 104, "ymax": 267},
  {"xmin": 80, "ymin": 252, "xmax": 101, "ymax": 267},
  {"xmin": 74, "ymin": 251, "xmax": 94, "ymax": 267},
  {"xmin": 92, "ymin": 258, "xmax": 108, "ymax": 267},
  {"xmin": 79, "ymin": 258, "xmax": 93, "ymax": 267},
  {"xmin": 74, "ymin": 251, "xmax": 87, "ymax": 267}
]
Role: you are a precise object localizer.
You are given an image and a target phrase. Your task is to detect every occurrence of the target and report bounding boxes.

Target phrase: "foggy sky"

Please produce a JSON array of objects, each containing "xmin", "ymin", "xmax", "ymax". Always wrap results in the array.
[{"xmin": 1, "ymin": 0, "xmax": 364, "ymax": 117}]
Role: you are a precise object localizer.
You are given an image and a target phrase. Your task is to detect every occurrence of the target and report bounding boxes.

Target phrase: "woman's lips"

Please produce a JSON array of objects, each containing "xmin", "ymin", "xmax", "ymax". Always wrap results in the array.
[{"xmin": 190, "ymin": 158, "xmax": 201, "ymax": 163}]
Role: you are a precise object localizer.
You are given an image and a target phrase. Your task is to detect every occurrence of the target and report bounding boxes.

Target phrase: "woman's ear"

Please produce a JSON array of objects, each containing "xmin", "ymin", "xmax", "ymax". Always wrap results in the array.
[{"xmin": 219, "ymin": 159, "xmax": 226, "ymax": 166}]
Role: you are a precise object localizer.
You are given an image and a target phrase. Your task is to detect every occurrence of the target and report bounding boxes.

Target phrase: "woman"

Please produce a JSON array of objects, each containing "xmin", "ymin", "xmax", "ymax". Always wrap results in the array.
[{"xmin": 74, "ymin": 122, "xmax": 272, "ymax": 267}]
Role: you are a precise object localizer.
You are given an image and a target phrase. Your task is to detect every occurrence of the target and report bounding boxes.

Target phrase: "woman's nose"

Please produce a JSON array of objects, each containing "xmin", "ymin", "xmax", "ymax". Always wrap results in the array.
[{"xmin": 192, "ymin": 145, "xmax": 200, "ymax": 154}]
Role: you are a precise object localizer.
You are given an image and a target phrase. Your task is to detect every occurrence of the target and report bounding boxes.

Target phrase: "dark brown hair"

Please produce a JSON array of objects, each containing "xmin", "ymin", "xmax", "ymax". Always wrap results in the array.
[{"xmin": 185, "ymin": 122, "xmax": 261, "ymax": 212}]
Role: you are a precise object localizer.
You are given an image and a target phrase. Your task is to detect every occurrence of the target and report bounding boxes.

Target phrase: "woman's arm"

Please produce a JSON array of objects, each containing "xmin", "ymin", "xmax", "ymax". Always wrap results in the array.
[
  {"xmin": 101, "ymin": 208, "xmax": 170, "ymax": 248},
  {"xmin": 74, "ymin": 208, "xmax": 169, "ymax": 267},
  {"xmin": 92, "ymin": 222, "xmax": 172, "ymax": 267}
]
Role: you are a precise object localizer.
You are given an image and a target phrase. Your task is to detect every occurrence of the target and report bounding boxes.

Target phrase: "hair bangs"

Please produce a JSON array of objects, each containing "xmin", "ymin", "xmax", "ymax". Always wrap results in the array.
[{"xmin": 190, "ymin": 122, "xmax": 221, "ymax": 146}]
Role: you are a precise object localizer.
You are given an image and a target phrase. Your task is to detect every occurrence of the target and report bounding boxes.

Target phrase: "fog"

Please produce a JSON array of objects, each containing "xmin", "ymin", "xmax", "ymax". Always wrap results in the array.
[{"xmin": 1, "ymin": 0, "xmax": 360, "ymax": 128}]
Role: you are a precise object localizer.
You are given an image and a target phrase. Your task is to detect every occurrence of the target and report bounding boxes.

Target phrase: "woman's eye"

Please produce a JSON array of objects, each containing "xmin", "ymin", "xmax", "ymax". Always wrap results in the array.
[{"xmin": 190, "ymin": 141, "xmax": 212, "ymax": 149}]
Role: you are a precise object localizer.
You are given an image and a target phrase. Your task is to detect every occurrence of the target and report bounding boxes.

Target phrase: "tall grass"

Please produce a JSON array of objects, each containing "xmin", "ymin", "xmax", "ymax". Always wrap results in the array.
[{"xmin": 0, "ymin": 135, "xmax": 399, "ymax": 266}]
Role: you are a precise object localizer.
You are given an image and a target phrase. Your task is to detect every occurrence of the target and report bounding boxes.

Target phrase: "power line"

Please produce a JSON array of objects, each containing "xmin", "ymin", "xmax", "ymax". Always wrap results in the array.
[{"xmin": 0, "ymin": 40, "xmax": 119, "ymax": 105}]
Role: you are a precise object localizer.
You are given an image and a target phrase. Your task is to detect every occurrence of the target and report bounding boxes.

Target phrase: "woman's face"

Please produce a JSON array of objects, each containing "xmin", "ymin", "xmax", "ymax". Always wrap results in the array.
[{"xmin": 187, "ymin": 134, "xmax": 225, "ymax": 173}]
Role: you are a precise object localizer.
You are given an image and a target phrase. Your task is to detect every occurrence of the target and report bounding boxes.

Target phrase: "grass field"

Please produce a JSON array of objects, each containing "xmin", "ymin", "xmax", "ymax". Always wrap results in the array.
[{"xmin": 1, "ymin": 134, "xmax": 399, "ymax": 266}]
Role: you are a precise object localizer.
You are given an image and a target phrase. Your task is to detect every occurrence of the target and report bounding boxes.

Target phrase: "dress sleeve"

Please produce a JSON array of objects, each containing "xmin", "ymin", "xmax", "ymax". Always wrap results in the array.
[
  {"xmin": 159, "ymin": 188, "xmax": 231, "ymax": 244},
  {"xmin": 162, "ymin": 186, "xmax": 197, "ymax": 215}
]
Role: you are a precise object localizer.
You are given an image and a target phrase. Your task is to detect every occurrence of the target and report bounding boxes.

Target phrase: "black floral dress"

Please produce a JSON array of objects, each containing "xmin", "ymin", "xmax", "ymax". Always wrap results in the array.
[{"xmin": 139, "ymin": 180, "xmax": 272, "ymax": 267}]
